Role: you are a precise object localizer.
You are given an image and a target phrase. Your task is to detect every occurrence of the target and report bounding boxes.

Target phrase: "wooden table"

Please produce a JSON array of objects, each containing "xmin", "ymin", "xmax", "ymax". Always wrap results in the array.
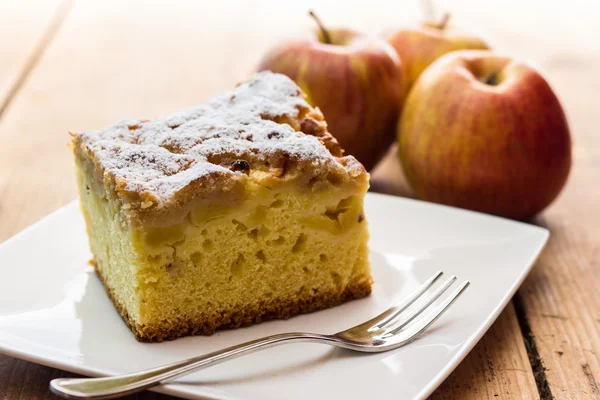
[{"xmin": 0, "ymin": 1, "xmax": 598, "ymax": 398}]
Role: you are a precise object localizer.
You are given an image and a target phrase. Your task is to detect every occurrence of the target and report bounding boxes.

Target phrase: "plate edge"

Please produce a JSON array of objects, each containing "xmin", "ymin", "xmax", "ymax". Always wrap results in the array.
[{"xmin": 415, "ymin": 228, "xmax": 550, "ymax": 399}]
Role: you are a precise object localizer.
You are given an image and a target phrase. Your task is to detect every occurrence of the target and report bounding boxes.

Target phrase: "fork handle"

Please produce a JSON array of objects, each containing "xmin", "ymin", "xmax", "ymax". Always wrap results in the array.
[{"xmin": 50, "ymin": 332, "xmax": 333, "ymax": 399}]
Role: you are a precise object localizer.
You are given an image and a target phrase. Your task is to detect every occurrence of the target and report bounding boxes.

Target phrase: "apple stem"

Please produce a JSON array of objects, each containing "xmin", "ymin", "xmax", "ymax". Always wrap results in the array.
[
  {"xmin": 435, "ymin": 12, "xmax": 451, "ymax": 30},
  {"xmin": 308, "ymin": 10, "xmax": 332, "ymax": 44}
]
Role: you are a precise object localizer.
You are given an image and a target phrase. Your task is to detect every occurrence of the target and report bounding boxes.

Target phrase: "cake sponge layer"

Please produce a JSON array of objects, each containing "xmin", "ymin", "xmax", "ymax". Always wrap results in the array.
[{"xmin": 77, "ymin": 163, "xmax": 371, "ymax": 342}]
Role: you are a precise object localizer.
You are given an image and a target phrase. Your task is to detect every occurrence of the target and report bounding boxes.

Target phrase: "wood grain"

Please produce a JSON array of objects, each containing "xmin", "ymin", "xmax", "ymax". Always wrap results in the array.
[
  {"xmin": 0, "ymin": 0, "xmax": 597, "ymax": 399},
  {"xmin": 0, "ymin": 0, "xmax": 69, "ymax": 114},
  {"xmin": 0, "ymin": 357, "xmax": 171, "ymax": 400},
  {"xmin": 519, "ymin": 77, "xmax": 600, "ymax": 398},
  {"xmin": 485, "ymin": 2, "xmax": 600, "ymax": 398},
  {"xmin": 431, "ymin": 304, "xmax": 538, "ymax": 400}
]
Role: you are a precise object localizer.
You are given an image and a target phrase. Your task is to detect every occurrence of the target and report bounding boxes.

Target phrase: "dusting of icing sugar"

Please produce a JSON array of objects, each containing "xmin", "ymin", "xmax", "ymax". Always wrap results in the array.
[{"xmin": 77, "ymin": 72, "xmax": 359, "ymax": 203}]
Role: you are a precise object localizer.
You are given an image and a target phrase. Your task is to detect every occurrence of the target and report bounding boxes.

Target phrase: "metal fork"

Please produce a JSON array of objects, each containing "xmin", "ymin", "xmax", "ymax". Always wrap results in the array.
[{"xmin": 50, "ymin": 271, "xmax": 469, "ymax": 399}]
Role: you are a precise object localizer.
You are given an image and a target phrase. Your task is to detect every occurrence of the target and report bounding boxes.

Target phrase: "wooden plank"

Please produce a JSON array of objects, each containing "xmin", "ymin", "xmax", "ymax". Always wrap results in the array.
[
  {"xmin": 518, "ymin": 167, "xmax": 600, "ymax": 400},
  {"xmin": 0, "ymin": 0, "xmax": 69, "ymax": 113},
  {"xmin": 430, "ymin": 305, "xmax": 538, "ymax": 399},
  {"xmin": 517, "ymin": 62, "xmax": 600, "ymax": 399},
  {"xmin": 479, "ymin": 1, "xmax": 600, "ymax": 398},
  {"xmin": 0, "ymin": 0, "xmax": 568, "ymax": 398},
  {"xmin": 378, "ymin": 1, "xmax": 600, "ymax": 397}
]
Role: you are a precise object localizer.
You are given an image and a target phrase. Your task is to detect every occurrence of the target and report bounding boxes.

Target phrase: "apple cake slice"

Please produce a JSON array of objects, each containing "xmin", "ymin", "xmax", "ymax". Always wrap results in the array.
[{"xmin": 72, "ymin": 72, "xmax": 371, "ymax": 342}]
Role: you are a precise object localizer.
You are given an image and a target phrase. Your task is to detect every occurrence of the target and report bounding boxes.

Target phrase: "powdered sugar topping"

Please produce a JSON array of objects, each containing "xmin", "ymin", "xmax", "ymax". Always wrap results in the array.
[{"xmin": 77, "ymin": 72, "xmax": 361, "ymax": 203}]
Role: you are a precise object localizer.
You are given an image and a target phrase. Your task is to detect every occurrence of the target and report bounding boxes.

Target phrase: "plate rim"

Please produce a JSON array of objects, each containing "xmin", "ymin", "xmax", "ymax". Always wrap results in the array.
[
  {"xmin": 0, "ymin": 194, "xmax": 550, "ymax": 400},
  {"xmin": 367, "ymin": 193, "xmax": 549, "ymax": 399}
]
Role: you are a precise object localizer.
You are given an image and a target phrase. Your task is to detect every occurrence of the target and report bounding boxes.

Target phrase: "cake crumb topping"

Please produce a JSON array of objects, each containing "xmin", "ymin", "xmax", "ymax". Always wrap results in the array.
[{"xmin": 74, "ymin": 72, "xmax": 366, "ymax": 207}]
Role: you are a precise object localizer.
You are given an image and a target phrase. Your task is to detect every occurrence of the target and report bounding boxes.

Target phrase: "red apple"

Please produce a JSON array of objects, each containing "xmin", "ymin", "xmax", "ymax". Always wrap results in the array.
[
  {"xmin": 384, "ymin": 14, "xmax": 489, "ymax": 98},
  {"xmin": 398, "ymin": 50, "xmax": 571, "ymax": 220},
  {"xmin": 257, "ymin": 11, "xmax": 403, "ymax": 171}
]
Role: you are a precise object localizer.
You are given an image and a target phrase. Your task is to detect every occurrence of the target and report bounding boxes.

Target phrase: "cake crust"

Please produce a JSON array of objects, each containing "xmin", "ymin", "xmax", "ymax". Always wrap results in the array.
[
  {"xmin": 72, "ymin": 72, "xmax": 368, "ymax": 228},
  {"xmin": 94, "ymin": 261, "xmax": 372, "ymax": 342}
]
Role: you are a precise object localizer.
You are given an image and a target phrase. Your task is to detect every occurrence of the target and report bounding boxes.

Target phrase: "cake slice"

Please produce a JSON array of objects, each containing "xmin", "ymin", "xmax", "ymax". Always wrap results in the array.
[{"xmin": 72, "ymin": 72, "xmax": 371, "ymax": 342}]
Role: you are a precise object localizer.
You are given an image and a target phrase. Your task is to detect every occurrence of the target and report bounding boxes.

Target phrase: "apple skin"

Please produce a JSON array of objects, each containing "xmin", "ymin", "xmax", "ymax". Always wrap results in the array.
[
  {"xmin": 257, "ymin": 28, "xmax": 403, "ymax": 171},
  {"xmin": 384, "ymin": 23, "xmax": 489, "ymax": 98},
  {"xmin": 398, "ymin": 50, "xmax": 571, "ymax": 220}
]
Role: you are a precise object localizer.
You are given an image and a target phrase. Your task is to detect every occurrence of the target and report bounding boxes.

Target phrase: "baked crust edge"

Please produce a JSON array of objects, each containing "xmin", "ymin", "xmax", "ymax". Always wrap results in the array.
[{"xmin": 94, "ymin": 263, "xmax": 372, "ymax": 343}]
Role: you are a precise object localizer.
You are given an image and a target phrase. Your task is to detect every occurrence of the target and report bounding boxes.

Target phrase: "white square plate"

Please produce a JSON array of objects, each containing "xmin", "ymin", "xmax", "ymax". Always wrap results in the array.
[{"xmin": 0, "ymin": 193, "xmax": 548, "ymax": 400}]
